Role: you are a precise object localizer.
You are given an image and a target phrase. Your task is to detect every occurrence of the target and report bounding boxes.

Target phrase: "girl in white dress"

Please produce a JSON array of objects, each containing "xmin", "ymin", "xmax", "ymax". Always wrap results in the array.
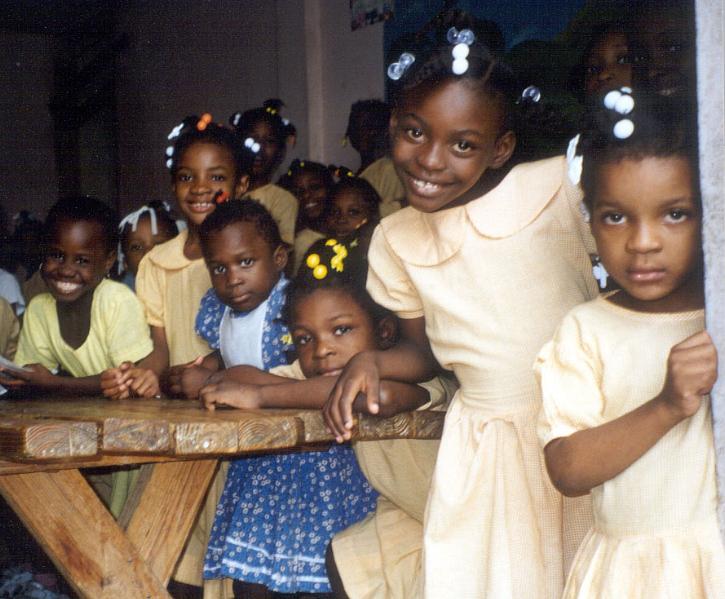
[
  {"xmin": 324, "ymin": 22, "xmax": 599, "ymax": 599},
  {"xmin": 536, "ymin": 90, "xmax": 725, "ymax": 598}
]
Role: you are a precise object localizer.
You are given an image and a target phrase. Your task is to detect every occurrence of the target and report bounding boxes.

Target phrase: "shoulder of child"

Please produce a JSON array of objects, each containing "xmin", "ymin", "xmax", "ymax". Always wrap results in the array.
[
  {"xmin": 94, "ymin": 278, "xmax": 144, "ymax": 310},
  {"xmin": 139, "ymin": 230, "xmax": 190, "ymax": 270}
]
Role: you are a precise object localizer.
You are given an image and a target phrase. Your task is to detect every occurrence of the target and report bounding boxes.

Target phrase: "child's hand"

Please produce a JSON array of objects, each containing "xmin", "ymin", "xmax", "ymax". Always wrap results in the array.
[
  {"xmin": 167, "ymin": 357, "xmax": 214, "ymax": 399},
  {"xmin": 199, "ymin": 381, "xmax": 263, "ymax": 411},
  {"xmin": 124, "ymin": 368, "xmax": 161, "ymax": 398},
  {"xmin": 659, "ymin": 330, "xmax": 717, "ymax": 420},
  {"xmin": 101, "ymin": 362, "xmax": 134, "ymax": 399},
  {"xmin": 324, "ymin": 351, "xmax": 380, "ymax": 443},
  {"xmin": 0, "ymin": 364, "xmax": 56, "ymax": 388}
]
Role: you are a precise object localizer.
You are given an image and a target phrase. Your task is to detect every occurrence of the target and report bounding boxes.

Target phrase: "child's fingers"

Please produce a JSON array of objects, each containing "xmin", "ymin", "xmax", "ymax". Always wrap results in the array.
[
  {"xmin": 674, "ymin": 330, "xmax": 714, "ymax": 350},
  {"xmin": 185, "ymin": 356, "xmax": 204, "ymax": 369},
  {"xmin": 0, "ymin": 373, "xmax": 25, "ymax": 387},
  {"xmin": 324, "ymin": 385, "xmax": 348, "ymax": 442}
]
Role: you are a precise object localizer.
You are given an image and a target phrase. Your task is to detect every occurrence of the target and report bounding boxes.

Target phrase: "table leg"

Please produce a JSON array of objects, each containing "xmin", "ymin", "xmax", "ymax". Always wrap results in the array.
[
  {"xmin": 122, "ymin": 459, "xmax": 219, "ymax": 586},
  {"xmin": 0, "ymin": 468, "xmax": 170, "ymax": 598}
]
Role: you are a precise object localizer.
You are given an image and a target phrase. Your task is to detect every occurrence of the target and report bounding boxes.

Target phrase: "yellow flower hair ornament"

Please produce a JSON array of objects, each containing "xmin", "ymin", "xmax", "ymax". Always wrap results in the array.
[{"xmin": 330, "ymin": 244, "xmax": 348, "ymax": 272}]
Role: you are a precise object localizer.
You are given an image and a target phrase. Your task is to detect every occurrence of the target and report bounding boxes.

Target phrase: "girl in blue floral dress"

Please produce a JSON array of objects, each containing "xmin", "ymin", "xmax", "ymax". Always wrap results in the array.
[{"xmin": 190, "ymin": 200, "xmax": 377, "ymax": 596}]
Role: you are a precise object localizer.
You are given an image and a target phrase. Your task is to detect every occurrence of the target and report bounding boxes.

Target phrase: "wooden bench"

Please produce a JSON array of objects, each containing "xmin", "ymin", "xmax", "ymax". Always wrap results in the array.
[{"xmin": 0, "ymin": 398, "xmax": 444, "ymax": 598}]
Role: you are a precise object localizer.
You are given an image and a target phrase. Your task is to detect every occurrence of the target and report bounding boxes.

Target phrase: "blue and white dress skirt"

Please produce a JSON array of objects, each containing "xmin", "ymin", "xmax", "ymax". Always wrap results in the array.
[{"xmin": 197, "ymin": 277, "xmax": 378, "ymax": 593}]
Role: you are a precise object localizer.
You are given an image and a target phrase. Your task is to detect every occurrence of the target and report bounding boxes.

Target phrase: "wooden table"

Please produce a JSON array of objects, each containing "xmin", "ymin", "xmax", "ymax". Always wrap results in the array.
[{"xmin": 0, "ymin": 398, "xmax": 444, "ymax": 598}]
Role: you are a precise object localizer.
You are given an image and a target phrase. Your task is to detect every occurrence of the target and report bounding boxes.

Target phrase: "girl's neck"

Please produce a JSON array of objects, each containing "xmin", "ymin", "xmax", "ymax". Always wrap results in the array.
[
  {"xmin": 56, "ymin": 286, "xmax": 97, "ymax": 349},
  {"xmin": 183, "ymin": 225, "xmax": 203, "ymax": 260}
]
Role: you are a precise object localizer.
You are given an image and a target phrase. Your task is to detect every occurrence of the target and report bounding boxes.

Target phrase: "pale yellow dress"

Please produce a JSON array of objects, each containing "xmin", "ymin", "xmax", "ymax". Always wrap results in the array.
[
  {"xmin": 360, "ymin": 157, "xmax": 403, "ymax": 217},
  {"xmin": 269, "ymin": 361, "xmax": 456, "ymax": 599},
  {"xmin": 15, "ymin": 278, "xmax": 153, "ymax": 516},
  {"xmin": 536, "ymin": 295, "xmax": 725, "ymax": 599},
  {"xmin": 366, "ymin": 156, "xmax": 598, "ymax": 598},
  {"xmin": 136, "ymin": 229, "xmax": 222, "ymax": 588},
  {"xmin": 244, "ymin": 183, "xmax": 298, "ymax": 245}
]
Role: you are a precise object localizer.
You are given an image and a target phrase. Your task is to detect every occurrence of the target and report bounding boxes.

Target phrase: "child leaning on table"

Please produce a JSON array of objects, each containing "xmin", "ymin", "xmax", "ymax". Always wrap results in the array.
[
  {"xmin": 200, "ymin": 238, "xmax": 456, "ymax": 598},
  {"xmin": 0, "ymin": 196, "xmax": 154, "ymax": 516}
]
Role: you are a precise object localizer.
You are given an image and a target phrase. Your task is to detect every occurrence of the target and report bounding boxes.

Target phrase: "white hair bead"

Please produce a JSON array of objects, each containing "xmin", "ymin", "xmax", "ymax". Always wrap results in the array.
[{"xmin": 613, "ymin": 118, "xmax": 635, "ymax": 139}]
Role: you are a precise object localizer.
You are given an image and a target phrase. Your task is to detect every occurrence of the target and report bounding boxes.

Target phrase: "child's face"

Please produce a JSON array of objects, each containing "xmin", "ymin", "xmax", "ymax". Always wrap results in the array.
[
  {"xmin": 291, "ymin": 288, "xmax": 377, "ymax": 378},
  {"xmin": 42, "ymin": 219, "xmax": 114, "ymax": 304},
  {"xmin": 631, "ymin": 10, "xmax": 694, "ymax": 98},
  {"xmin": 249, "ymin": 120, "xmax": 283, "ymax": 180},
  {"xmin": 391, "ymin": 79, "xmax": 515, "ymax": 213},
  {"xmin": 123, "ymin": 216, "xmax": 176, "ymax": 275},
  {"xmin": 204, "ymin": 221, "xmax": 287, "ymax": 313},
  {"xmin": 585, "ymin": 32, "xmax": 632, "ymax": 97},
  {"xmin": 591, "ymin": 156, "xmax": 701, "ymax": 312},
  {"xmin": 173, "ymin": 142, "xmax": 247, "ymax": 228},
  {"xmin": 291, "ymin": 171, "xmax": 329, "ymax": 222},
  {"xmin": 327, "ymin": 189, "xmax": 370, "ymax": 237}
]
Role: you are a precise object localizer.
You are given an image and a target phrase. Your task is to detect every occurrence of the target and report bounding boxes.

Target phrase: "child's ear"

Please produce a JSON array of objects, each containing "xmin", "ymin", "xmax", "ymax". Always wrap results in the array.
[
  {"xmin": 491, "ymin": 130, "xmax": 517, "ymax": 169},
  {"xmin": 235, "ymin": 174, "xmax": 250, "ymax": 198},
  {"xmin": 273, "ymin": 244, "xmax": 289, "ymax": 272},
  {"xmin": 375, "ymin": 315, "xmax": 397, "ymax": 350}
]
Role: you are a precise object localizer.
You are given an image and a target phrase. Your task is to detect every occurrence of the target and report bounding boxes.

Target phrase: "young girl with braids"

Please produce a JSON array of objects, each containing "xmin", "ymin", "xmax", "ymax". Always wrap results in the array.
[
  {"xmin": 278, "ymin": 159, "xmax": 334, "ymax": 274},
  {"xmin": 324, "ymin": 27, "xmax": 599, "ymax": 598},
  {"xmin": 231, "ymin": 99, "xmax": 299, "ymax": 246},
  {"xmin": 116, "ymin": 200, "xmax": 179, "ymax": 290},
  {"xmin": 536, "ymin": 91, "xmax": 725, "ymax": 597}
]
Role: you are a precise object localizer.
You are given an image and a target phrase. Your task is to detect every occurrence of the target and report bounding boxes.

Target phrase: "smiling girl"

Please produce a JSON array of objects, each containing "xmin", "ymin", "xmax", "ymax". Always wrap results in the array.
[
  {"xmin": 536, "ymin": 92, "xmax": 725, "ymax": 597},
  {"xmin": 325, "ymin": 27, "xmax": 599, "ymax": 598}
]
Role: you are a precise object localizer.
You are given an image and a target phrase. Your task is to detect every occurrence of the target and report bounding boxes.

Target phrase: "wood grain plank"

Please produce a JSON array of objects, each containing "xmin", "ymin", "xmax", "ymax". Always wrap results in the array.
[
  {"xmin": 0, "ymin": 469, "xmax": 170, "ymax": 598},
  {"xmin": 124, "ymin": 460, "xmax": 219, "ymax": 585},
  {"xmin": 0, "ymin": 419, "xmax": 97, "ymax": 459},
  {"xmin": 102, "ymin": 417, "xmax": 171, "ymax": 453}
]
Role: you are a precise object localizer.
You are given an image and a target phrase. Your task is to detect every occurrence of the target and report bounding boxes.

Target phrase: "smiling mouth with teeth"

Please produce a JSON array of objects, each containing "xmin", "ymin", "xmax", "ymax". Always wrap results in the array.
[
  {"xmin": 53, "ymin": 281, "xmax": 82, "ymax": 294},
  {"xmin": 412, "ymin": 177, "xmax": 442, "ymax": 191}
]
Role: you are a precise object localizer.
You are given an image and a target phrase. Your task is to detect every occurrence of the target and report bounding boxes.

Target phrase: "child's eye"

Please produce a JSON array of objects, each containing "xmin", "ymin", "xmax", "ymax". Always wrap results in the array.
[
  {"xmin": 453, "ymin": 140, "xmax": 474, "ymax": 153},
  {"xmin": 333, "ymin": 325, "xmax": 352, "ymax": 336},
  {"xmin": 404, "ymin": 127, "xmax": 424, "ymax": 140},
  {"xmin": 177, "ymin": 173, "xmax": 192, "ymax": 182},
  {"xmin": 75, "ymin": 256, "xmax": 90, "ymax": 265},
  {"xmin": 586, "ymin": 65, "xmax": 602, "ymax": 76},
  {"xmin": 602, "ymin": 212, "xmax": 626, "ymax": 225},
  {"xmin": 211, "ymin": 174, "xmax": 227, "ymax": 182},
  {"xmin": 616, "ymin": 54, "xmax": 630, "ymax": 65},
  {"xmin": 665, "ymin": 209, "xmax": 689, "ymax": 223},
  {"xmin": 240, "ymin": 258, "xmax": 254, "ymax": 267},
  {"xmin": 129, "ymin": 243, "xmax": 144, "ymax": 252},
  {"xmin": 46, "ymin": 251, "xmax": 64, "ymax": 261},
  {"xmin": 294, "ymin": 334, "xmax": 311, "ymax": 346},
  {"xmin": 212, "ymin": 265, "xmax": 226, "ymax": 276}
]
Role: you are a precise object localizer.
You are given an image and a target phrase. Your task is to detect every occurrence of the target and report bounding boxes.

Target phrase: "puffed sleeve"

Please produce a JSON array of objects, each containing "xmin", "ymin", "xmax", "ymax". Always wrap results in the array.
[
  {"xmin": 99, "ymin": 283, "xmax": 154, "ymax": 366},
  {"xmin": 366, "ymin": 225, "xmax": 424, "ymax": 319},
  {"xmin": 195, "ymin": 288, "xmax": 224, "ymax": 350},
  {"xmin": 534, "ymin": 312, "xmax": 606, "ymax": 448},
  {"xmin": 14, "ymin": 296, "xmax": 59, "ymax": 371},
  {"xmin": 135, "ymin": 252, "xmax": 165, "ymax": 328}
]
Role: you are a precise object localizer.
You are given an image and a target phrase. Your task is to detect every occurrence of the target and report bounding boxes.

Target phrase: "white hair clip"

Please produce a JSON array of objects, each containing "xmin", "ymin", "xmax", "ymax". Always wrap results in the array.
[
  {"xmin": 520, "ymin": 85, "xmax": 541, "ymax": 103},
  {"xmin": 117, "ymin": 205, "xmax": 162, "ymax": 274},
  {"xmin": 566, "ymin": 134, "xmax": 583, "ymax": 186},
  {"xmin": 387, "ymin": 52, "xmax": 415, "ymax": 81},
  {"xmin": 603, "ymin": 88, "xmax": 635, "ymax": 140},
  {"xmin": 167, "ymin": 122, "xmax": 185, "ymax": 140},
  {"xmin": 447, "ymin": 28, "xmax": 475, "ymax": 75},
  {"xmin": 244, "ymin": 137, "xmax": 261, "ymax": 153},
  {"xmin": 231, "ymin": 112, "xmax": 242, "ymax": 127},
  {"xmin": 592, "ymin": 259, "xmax": 609, "ymax": 289}
]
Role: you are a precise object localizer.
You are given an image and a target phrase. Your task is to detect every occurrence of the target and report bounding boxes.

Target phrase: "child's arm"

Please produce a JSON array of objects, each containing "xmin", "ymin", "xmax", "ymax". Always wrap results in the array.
[
  {"xmin": 201, "ymin": 375, "xmax": 430, "ymax": 421},
  {"xmin": 325, "ymin": 316, "xmax": 438, "ymax": 440},
  {"xmin": 545, "ymin": 331, "xmax": 717, "ymax": 497},
  {"xmin": 0, "ymin": 364, "xmax": 107, "ymax": 395}
]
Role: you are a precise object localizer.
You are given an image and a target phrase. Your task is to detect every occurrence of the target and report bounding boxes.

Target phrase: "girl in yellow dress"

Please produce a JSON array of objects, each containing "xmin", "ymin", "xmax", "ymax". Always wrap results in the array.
[
  {"xmin": 231, "ymin": 99, "xmax": 299, "ymax": 245},
  {"xmin": 536, "ymin": 91, "xmax": 725, "ymax": 597},
  {"xmin": 325, "ymin": 26, "xmax": 598, "ymax": 599}
]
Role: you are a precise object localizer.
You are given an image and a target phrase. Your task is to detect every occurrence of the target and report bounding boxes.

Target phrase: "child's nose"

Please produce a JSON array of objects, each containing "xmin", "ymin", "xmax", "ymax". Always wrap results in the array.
[
  {"xmin": 627, "ymin": 223, "xmax": 661, "ymax": 253},
  {"xmin": 416, "ymin": 141, "xmax": 445, "ymax": 172},
  {"xmin": 313, "ymin": 338, "xmax": 333, "ymax": 358}
]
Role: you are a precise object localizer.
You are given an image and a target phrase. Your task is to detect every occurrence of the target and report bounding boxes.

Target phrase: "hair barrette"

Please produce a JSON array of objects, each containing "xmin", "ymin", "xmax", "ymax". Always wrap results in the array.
[
  {"xmin": 387, "ymin": 52, "xmax": 415, "ymax": 81},
  {"xmin": 196, "ymin": 113, "xmax": 213, "ymax": 131},
  {"xmin": 244, "ymin": 137, "xmax": 261, "ymax": 153},
  {"xmin": 305, "ymin": 253, "xmax": 328, "ymax": 280},
  {"xmin": 231, "ymin": 112, "xmax": 242, "ymax": 127},
  {"xmin": 566, "ymin": 134, "xmax": 583, "ymax": 186},
  {"xmin": 167, "ymin": 121, "xmax": 185, "ymax": 140},
  {"xmin": 603, "ymin": 88, "xmax": 635, "ymax": 139},
  {"xmin": 447, "ymin": 28, "xmax": 476, "ymax": 75},
  {"xmin": 266, "ymin": 106, "xmax": 278, "ymax": 115},
  {"xmin": 520, "ymin": 85, "xmax": 541, "ymax": 104},
  {"xmin": 213, "ymin": 190, "xmax": 230, "ymax": 204}
]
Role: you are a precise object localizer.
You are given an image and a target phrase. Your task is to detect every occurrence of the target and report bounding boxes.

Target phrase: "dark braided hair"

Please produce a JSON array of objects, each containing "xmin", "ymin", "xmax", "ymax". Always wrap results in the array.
[
  {"xmin": 229, "ymin": 99, "xmax": 296, "ymax": 146},
  {"xmin": 578, "ymin": 91, "xmax": 697, "ymax": 208},
  {"xmin": 166, "ymin": 115, "xmax": 254, "ymax": 180}
]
